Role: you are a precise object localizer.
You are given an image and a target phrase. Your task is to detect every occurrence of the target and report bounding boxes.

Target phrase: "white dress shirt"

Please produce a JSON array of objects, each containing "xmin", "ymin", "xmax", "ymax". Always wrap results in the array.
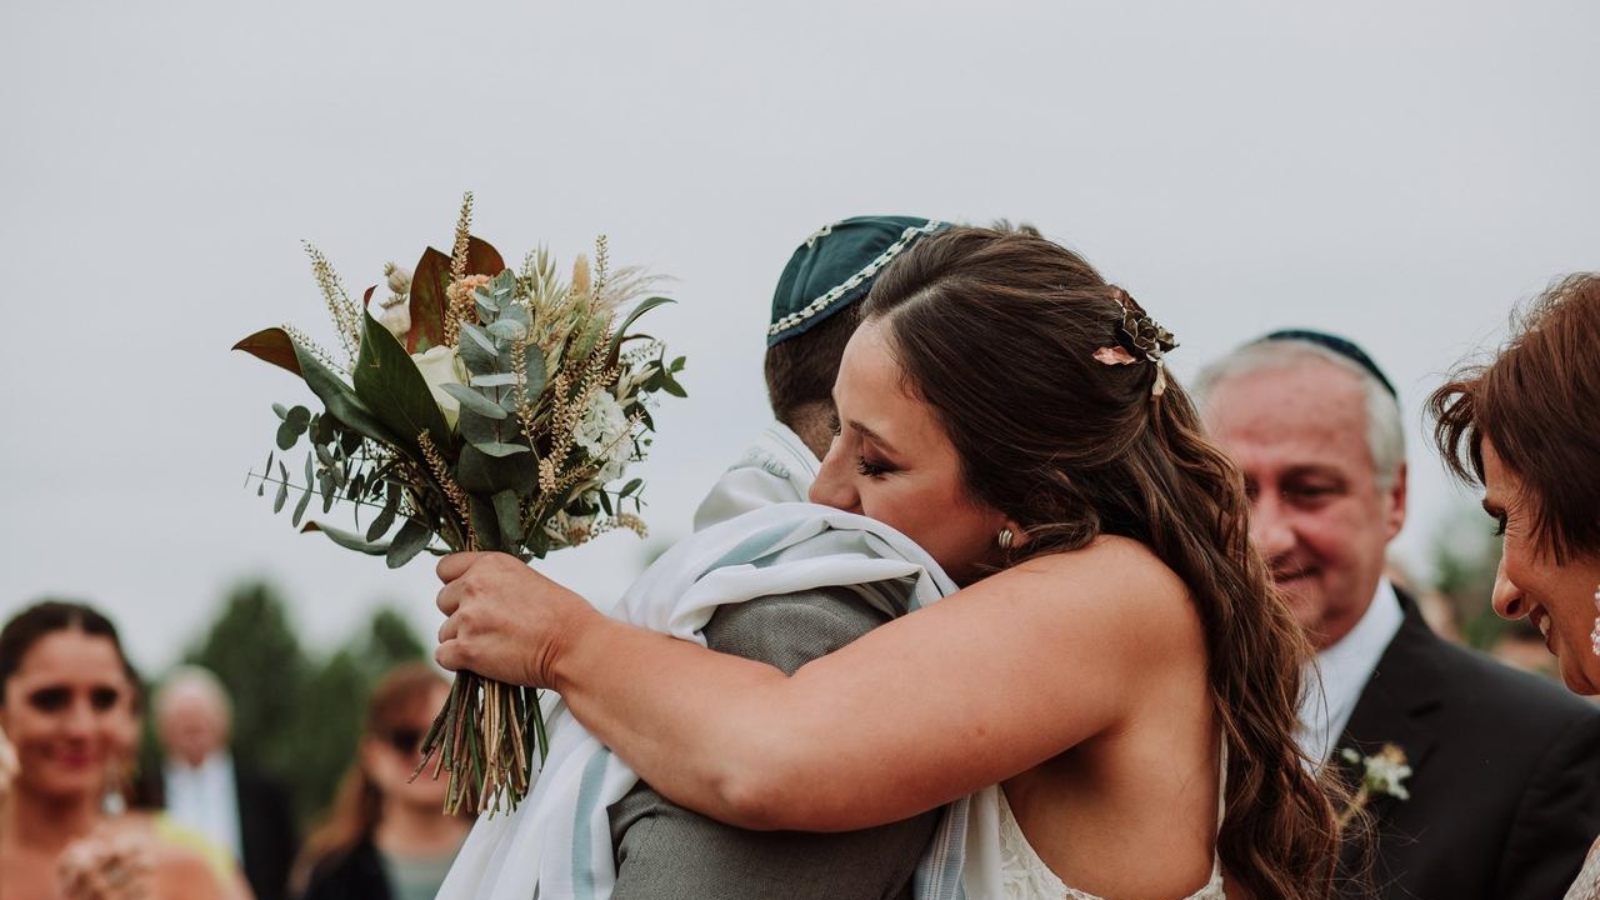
[
  {"xmin": 163, "ymin": 752, "xmax": 244, "ymax": 863},
  {"xmin": 1296, "ymin": 579, "xmax": 1405, "ymax": 763}
]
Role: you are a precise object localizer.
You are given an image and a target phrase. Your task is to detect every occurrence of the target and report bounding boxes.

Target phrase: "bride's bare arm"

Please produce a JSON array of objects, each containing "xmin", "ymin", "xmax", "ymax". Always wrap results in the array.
[{"xmin": 434, "ymin": 540, "xmax": 1192, "ymax": 832}]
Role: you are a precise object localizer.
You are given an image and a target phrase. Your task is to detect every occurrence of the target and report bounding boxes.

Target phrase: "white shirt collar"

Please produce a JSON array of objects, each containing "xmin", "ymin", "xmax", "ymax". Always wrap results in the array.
[
  {"xmin": 1296, "ymin": 578, "xmax": 1405, "ymax": 762},
  {"xmin": 163, "ymin": 751, "xmax": 243, "ymax": 862}
]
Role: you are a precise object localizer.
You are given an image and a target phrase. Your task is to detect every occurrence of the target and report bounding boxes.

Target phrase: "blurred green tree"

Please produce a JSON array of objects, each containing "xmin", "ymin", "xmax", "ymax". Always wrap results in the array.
[{"xmin": 1429, "ymin": 502, "xmax": 1505, "ymax": 649}]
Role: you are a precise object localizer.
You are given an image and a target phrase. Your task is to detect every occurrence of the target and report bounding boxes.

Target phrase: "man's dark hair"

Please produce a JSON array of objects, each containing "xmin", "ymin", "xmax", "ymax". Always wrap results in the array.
[{"xmin": 763, "ymin": 302, "xmax": 860, "ymax": 450}]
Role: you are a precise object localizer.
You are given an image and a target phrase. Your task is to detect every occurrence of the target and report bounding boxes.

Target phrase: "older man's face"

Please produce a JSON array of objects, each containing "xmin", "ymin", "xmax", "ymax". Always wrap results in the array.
[
  {"xmin": 1205, "ymin": 361, "xmax": 1406, "ymax": 650},
  {"xmin": 157, "ymin": 691, "xmax": 228, "ymax": 768}
]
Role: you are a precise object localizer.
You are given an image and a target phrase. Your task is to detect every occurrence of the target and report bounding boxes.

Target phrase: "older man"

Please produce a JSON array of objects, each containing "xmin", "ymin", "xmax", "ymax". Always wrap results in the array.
[
  {"xmin": 153, "ymin": 667, "xmax": 296, "ymax": 900},
  {"xmin": 1197, "ymin": 331, "xmax": 1600, "ymax": 900}
]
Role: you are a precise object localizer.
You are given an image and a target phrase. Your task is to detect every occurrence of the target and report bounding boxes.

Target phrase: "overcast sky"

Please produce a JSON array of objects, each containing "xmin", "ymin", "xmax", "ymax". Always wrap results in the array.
[{"xmin": 3, "ymin": 0, "xmax": 1596, "ymax": 672}]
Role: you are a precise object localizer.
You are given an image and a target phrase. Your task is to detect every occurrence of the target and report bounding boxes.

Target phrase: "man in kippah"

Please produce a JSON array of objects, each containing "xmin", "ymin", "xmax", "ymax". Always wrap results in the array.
[
  {"xmin": 1195, "ymin": 331, "xmax": 1600, "ymax": 900},
  {"xmin": 607, "ymin": 215, "xmax": 953, "ymax": 900}
]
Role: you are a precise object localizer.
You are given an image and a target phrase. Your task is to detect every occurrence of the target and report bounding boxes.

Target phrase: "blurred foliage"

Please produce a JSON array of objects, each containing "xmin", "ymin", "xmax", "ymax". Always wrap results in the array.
[
  {"xmin": 164, "ymin": 579, "xmax": 428, "ymax": 827},
  {"xmin": 1428, "ymin": 502, "xmax": 1506, "ymax": 650}
]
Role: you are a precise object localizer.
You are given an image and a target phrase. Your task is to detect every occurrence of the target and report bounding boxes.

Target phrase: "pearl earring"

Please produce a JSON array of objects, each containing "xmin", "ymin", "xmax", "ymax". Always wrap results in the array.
[
  {"xmin": 997, "ymin": 528, "xmax": 1015, "ymax": 550},
  {"xmin": 1590, "ymin": 584, "xmax": 1600, "ymax": 658}
]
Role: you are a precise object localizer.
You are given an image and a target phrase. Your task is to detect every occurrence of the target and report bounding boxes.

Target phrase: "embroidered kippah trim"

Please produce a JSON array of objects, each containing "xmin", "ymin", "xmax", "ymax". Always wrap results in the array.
[{"xmin": 767, "ymin": 219, "xmax": 946, "ymax": 338}]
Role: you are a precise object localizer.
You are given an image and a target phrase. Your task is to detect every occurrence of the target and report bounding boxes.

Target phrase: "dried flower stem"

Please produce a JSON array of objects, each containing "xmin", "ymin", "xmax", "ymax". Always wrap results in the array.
[
  {"xmin": 303, "ymin": 243, "xmax": 361, "ymax": 368},
  {"xmin": 418, "ymin": 431, "xmax": 474, "ymax": 549}
]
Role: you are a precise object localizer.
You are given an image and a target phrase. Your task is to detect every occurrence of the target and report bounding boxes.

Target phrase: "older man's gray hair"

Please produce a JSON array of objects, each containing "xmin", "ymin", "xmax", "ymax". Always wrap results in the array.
[
  {"xmin": 1192, "ymin": 338, "xmax": 1406, "ymax": 491},
  {"xmin": 153, "ymin": 664, "xmax": 233, "ymax": 727}
]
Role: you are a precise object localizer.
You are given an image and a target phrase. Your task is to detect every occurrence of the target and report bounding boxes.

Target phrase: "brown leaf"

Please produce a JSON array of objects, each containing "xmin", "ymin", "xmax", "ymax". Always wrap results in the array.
[
  {"xmin": 465, "ymin": 235, "xmax": 506, "ymax": 278},
  {"xmin": 233, "ymin": 327, "xmax": 303, "ymax": 376},
  {"xmin": 408, "ymin": 247, "xmax": 452, "ymax": 353}
]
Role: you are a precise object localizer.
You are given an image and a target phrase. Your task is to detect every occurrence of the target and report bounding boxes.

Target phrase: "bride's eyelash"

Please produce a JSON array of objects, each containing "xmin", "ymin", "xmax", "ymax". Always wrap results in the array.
[{"xmin": 857, "ymin": 457, "xmax": 894, "ymax": 478}]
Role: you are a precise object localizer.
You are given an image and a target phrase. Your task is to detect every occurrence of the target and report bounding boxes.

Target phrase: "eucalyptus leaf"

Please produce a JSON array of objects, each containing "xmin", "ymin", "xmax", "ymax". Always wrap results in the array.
[
  {"xmin": 487, "ymin": 320, "xmax": 527, "ymax": 343},
  {"xmin": 441, "ymin": 383, "xmax": 507, "ymax": 420},
  {"xmin": 456, "ymin": 406, "xmax": 504, "ymax": 446},
  {"xmin": 367, "ymin": 485, "xmax": 399, "ymax": 542},
  {"xmin": 303, "ymin": 521, "xmax": 390, "ymax": 556},
  {"xmin": 471, "ymin": 441, "xmax": 532, "ymax": 458},
  {"xmin": 458, "ymin": 444, "xmax": 536, "ymax": 497},
  {"xmin": 620, "ymin": 478, "xmax": 643, "ymax": 498},
  {"xmin": 272, "ymin": 403, "xmax": 290, "ymax": 420},
  {"xmin": 274, "ymin": 479, "xmax": 288, "ymax": 513},
  {"xmin": 276, "ymin": 421, "xmax": 299, "ymax": 451},
  {"xmin": 469, "ymin": 372, "xmax": 519, "ymax": 388},
  {"xmin": 598, "ymin": 490, "xmax": 613, "ymax": 517},
  {"xmin": 458, "ymin": 323, "xmax": 501, "ymax": 375},
  {"xmin": 492, "ymin": 490, "xmax": 523, "ymax": 546},
  {"xmin": 522, "ymin": 344, "xmax": 547, "ymax": 402},
  {"xmin": 319, "ymin": 471, "xmax": 336, "ymax": 513},
  {"xmin": 292, "ymin": 486, "xmax": 312, "ymax": 528},
  {"xmin": 287, "ymin": 405, "xmax": 312, "ymax": 429},
  {"xmin": 469, "ymin": 496, "xmax": 503, "ymax": 553},
  {"xmin": 387, "ymin": 519, "xmax": 431, "ymax": 568}
]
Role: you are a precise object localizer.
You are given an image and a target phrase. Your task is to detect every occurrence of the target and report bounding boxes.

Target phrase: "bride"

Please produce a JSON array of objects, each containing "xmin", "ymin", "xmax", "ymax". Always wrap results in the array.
[{"xmin": 435, "ymin": 227, "xmax": 1342, "ymax": 899}]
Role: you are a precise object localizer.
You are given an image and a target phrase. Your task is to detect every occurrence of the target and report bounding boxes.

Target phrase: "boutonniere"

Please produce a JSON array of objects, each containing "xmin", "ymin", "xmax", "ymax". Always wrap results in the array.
[{"xmin": 1336, "ymin": 743, "xmax": 1413, "ymax": 827}]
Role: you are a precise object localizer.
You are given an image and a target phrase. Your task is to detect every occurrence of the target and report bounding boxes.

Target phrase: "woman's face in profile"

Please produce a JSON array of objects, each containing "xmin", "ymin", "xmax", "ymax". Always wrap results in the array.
[
  {"xmin": 808, "ymin": 319, "xmax": 1010, "ymax": 584},
  {"xmin": 1483, "ymin": 440, "xmax": 1600, "ymax": 695},
  {"xmin": 363, "ymin": 682, "xmax": 452, "ymax": 808},
  {"xmin": 0, "ymin": 629, "xmax": 138, "ymax": 802}
]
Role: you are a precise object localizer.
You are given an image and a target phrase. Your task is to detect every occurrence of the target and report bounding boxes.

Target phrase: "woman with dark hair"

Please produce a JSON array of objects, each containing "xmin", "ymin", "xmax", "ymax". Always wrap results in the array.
[
  {"xmin": 435, "ymin": 227, "xmax": 1341, "ymax": 899},
  {"xmin": 1429, "ymin": 272, "xmax": 1600, "ymax": 898},
  {"xmin": 294, "ymin": 662, "xmax": 468, "ymax": 900},
  {"xmin": 0, "ymin": 600, "xmax": 231, "ymax": 900}
]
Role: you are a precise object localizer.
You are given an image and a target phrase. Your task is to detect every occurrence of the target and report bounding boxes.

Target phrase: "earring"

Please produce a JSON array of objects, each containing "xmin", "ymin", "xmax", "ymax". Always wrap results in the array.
[
  {"xmin": 1590, "ymin": 584, "xmax": 1600, "ymax": 657},
  {"xmin": 997, "ymin": 527, "xmax": 1015, "ymax": 550}
]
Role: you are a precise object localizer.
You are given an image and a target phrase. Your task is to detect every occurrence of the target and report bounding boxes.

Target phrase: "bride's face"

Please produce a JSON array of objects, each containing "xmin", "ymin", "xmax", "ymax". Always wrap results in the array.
[{"xmin": 809, "ymin": 318, "xmax": 1010, "ymax": 584}]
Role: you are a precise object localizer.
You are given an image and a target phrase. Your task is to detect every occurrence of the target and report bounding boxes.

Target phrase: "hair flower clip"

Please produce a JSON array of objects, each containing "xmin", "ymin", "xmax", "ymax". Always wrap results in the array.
[{"xmin": 1094, "ymin": 287, "xmax": 1179, "ymax": 396}]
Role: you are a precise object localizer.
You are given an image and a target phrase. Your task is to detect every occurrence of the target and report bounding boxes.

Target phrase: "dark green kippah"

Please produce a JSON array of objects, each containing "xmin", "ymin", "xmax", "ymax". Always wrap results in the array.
[{"xmin": 767, "ymin": 215, "xmax": 949, "ymax": 347}]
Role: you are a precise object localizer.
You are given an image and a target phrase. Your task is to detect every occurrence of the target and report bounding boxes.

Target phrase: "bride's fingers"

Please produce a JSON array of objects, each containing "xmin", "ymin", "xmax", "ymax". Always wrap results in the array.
[
  {"xmin": 437, "ymin": 615, "xmax": 458, "ymax": 645},
  {"xmin": 437, "ymin": 551, "xmax": 488, "ymax": 583}
]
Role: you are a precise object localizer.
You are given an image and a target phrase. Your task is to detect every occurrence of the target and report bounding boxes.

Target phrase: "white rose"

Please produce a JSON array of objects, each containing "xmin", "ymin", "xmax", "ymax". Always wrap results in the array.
[
  {"xmin": 412, "ymin": 345, "xmax": 468, "ymax": 429},
  {"xmin": 368, "ymin": 291, "xmax": 411, "ymax": 341},
  {"xmin": 572, "ymin": 390, "xmax": 629, "ymax": 458}
]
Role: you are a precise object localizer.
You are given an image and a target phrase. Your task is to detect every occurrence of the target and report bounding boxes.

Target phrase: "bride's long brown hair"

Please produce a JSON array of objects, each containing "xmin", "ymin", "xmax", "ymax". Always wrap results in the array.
[{"xmin": 864, "ymin": 227, "xmax": 1340, "ymax": 900}]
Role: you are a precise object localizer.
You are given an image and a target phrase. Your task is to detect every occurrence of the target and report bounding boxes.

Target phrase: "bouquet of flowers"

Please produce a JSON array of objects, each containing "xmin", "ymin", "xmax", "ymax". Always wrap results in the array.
[{"xmin": 234, "ymin": 194, "xmax": 685, "ymax": 813}]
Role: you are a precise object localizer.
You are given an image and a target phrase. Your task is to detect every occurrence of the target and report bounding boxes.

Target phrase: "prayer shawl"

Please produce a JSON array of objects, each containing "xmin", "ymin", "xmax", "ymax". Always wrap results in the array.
[{"xmin": 437, "ymin": 465, "xmax": 1003, "ymax": 900}]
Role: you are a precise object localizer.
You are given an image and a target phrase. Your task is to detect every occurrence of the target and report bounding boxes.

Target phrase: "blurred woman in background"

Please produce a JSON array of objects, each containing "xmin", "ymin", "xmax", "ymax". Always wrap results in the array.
[
  {"xmin": 0, "ymin": 600, "xmax": 231, "ymax": 900},
  {"xmin": 1430, "ymin": 272, "xmax": 1600, "ymax": 899},
  {"xmin": 294, "ymin": 662, "xmax": 468, "ymax": 900}
]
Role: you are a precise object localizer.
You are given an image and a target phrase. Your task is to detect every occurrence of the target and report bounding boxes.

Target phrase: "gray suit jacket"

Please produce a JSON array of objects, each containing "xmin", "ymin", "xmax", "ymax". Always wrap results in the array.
[{"xmin": 608, "ymin": 587, "xmax": 940, "ymax": 900}]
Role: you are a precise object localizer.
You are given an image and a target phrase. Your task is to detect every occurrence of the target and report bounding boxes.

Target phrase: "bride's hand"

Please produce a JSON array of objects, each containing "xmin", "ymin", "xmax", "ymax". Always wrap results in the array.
[{"xmin": 434, "ymin": 552, "xmax": 599, "ymax": 689}]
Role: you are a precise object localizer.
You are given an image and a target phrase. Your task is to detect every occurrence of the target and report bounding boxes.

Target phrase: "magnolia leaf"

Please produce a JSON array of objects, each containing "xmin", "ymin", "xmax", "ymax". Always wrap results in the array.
[
  {"xmin": 290, "ymin": 340, "xmax": 403, "ymax": 447},
  {"xmin": 469, "ymin": 372, "xmax": 519, "ymax": 388},
  {"xmin": 387, "ymin": 519, "xmax": 432, "ymax": 568},
  {"xmin": 492, "ymin": 490, "xmax": 523, "ymax": 546},
  {"xmin": 606, "ymin": 297, "xmax": 675, "ymax": 366},
  {"xmin": 458, "ymin": 444, "xmax": 536, "ymax": 497},
  {"xmin": 471, "ymin": 440, "xmax": 531, "ymax": 458},
  {"xmin": 302, "ymin": 521, "xmax": 390, "ymax": 556},
  {"xmin": 464, "ymin": 235, "xmax": 505, "ymax": 279},
  {"xmin": 354, "ymin": 310, "xmax": 454, "ymax": 456},
  {"xmin": 441, "ymin": 383, "xmax": 507, "ymax": 420},
  {"xmin": 233, "ymin": 327, "xmax": 303, "ymax": 377},
  {"xmin": 407, "ymin": 247, "xmax": 452, "ymax": 353}
]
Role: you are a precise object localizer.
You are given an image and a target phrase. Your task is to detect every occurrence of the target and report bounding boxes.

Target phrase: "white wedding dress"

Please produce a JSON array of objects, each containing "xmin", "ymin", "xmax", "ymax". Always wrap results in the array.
[{"xmin": 996, "ymin": 748, "xmax": 1228, "ymax": 900}]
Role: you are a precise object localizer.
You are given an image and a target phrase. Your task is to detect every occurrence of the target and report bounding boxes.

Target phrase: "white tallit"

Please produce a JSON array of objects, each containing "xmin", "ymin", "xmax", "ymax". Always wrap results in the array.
[{"xmin": 437, "ymin": 427, "xmax": 1003, "ymax": 900}]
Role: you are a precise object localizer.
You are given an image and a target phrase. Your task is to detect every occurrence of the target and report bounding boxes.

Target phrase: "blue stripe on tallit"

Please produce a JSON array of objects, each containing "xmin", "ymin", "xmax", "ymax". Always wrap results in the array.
[{"xmin": 571, "ymin": 749, "xmax": 614, "ymax": 900}]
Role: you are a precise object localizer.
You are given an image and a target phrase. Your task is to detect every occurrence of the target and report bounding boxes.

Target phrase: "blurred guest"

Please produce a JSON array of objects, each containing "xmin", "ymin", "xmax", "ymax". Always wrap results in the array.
[
  {"xmin": 153, "ymin": 666, "xmax": 296, "ymax": 900},
  {"xmin": 0, "ymin": 600, "xmax": 230, "ymax": 900},
  {"xmin": 1430, "ymin": 273, "xmax": 1600, "ymax": 897},
  {"xmin": 1197, "ymin": 330, "xmax": 1600, "ymax": 900},
  {"xmin": 1490, "ymin": 618, "xmax": 1561, "ymax": 679},
  {"xmin": 294, "ymin": 663, "xmax": 467, "ymax": 900}
]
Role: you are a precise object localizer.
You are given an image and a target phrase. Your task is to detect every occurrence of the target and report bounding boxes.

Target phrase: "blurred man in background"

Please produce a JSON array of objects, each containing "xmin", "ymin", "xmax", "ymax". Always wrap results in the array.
[
  {"xmin": 1196, "ymin": 330, "xmax": 1600, "ymax": 900},
  {"xmin": 154, "ymin": 666, "xmax": 297, "ymax": 900}
]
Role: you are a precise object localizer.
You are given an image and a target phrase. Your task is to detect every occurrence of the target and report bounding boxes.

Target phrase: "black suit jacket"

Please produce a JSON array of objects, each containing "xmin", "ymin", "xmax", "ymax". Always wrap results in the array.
[
  {"xmin": 234, "ymin": 763, "xmax": 299, "ymax": 900},
  {"xmin": 1334, "ymin": 592, "xmax": 1600, "ymax": 900}
]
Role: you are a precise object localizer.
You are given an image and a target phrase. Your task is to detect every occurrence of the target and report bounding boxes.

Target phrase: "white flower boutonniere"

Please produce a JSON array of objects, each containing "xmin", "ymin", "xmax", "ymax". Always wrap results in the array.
[{"xmin": 1337, "ymin": 743, "xmax": 1413, "ymax": 827}]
